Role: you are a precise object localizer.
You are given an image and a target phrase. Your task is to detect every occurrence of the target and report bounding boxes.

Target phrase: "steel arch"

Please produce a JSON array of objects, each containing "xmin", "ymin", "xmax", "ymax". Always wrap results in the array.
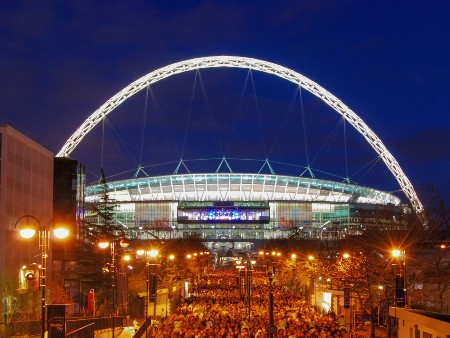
[{"xmin": 56, "ymin": 55, "xmax": 426, "ymax": 225}]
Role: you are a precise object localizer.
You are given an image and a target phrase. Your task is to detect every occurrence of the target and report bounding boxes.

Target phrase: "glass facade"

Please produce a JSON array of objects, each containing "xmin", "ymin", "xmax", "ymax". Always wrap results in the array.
[{"xmin": 85, "ymin": 199, "xmax": 408, "ymax": 242}]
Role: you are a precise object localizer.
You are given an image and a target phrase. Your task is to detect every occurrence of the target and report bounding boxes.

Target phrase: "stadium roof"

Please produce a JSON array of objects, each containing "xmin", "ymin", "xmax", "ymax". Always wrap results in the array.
[{"xmin": 86, "ymin": 173, "xmax": 400, "ymax": 205}]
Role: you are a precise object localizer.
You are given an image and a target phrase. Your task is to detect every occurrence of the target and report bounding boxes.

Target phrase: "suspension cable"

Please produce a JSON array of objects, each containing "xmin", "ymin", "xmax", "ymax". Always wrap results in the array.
[
  {"xmin": 224, "ymin": 69, "xmax": 251, "ymax": 156},
  {"xmin": 343, "ymin": 119, "xmax": 349, "ymax": 182},
  {"xmin": 299, "ymin": 86, "xmax": 311, "ymax": 169},
  {"xmin": 197, "ymin": 70, "xmax": 224, "ymax": 155},
  {"xmin": 180, "ymin": 70, "xmax": 198, "ymax": 158},
  {"xmin": 103, "ymin": 117, "xmax": 140, "ymax": 168},
  {"xmin": 147, "ymin": 86, "xmax": 182, "ymax": 160},
  {"xmin": 249, "ymin": 70, "xmax": 268, "ymax": 158},
  {"xmin": 310, "ymin": 116, "xmax": 345, "ymax": 165},
  {"xmin": 101, "ymin": 114, "xmax": 105, "ymax": 170},
  {"xmin": 267, "ymin": 86, "xmax": 301, "ymax": 158},
  {"xmin": 138, "ymin": 86, "xmax": 150, "ymax": 166},
  {"xmin": 349, "ymin": 156, "xmax": 383, "ymax": 183}
]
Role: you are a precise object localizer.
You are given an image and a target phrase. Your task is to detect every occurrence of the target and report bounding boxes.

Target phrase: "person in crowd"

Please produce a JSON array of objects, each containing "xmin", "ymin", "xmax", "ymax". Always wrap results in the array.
[
  {"xmin": 133, "ymin": 318, "xmax": 139, "ymax": 333},
  {"xmin": 150, "ymin": 267, "xmax": 349, "ymax": 338}
]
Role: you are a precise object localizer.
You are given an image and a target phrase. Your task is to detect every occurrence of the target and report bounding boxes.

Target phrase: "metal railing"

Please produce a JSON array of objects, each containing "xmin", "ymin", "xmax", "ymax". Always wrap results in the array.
[
  {"xmin": 133, "ymin": 317, "xmax": 151, "ymax": 338},
  {"xmin": 0, "ymin": 315, "xmax": 123, "ymax": 338},
  {"xmin": 65, "ymin": 322, "xmax": 94, "ymax": 338},
  {"xmin": 0, "ymin": 320, "xmax": 40, "ymax": 337},
  {"xmin": 66, "ymin": 316, "xmax": 124, "ymax": 334}
]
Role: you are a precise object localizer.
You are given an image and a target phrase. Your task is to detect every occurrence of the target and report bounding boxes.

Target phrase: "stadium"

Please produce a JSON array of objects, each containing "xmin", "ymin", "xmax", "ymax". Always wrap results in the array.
[
  {"xmin": 84, "ymin": 169, "xmax": 408, "ymax": 252},
  {"xmin": 58, "ymin": 56, "xmax": 425, "ymax": 251}
]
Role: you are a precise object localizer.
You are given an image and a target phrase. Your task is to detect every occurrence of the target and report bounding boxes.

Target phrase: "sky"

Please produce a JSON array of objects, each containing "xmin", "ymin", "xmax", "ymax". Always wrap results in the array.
[{"xmin": 1, "ymin": 1, "xmax": 449, "ymax": 208}]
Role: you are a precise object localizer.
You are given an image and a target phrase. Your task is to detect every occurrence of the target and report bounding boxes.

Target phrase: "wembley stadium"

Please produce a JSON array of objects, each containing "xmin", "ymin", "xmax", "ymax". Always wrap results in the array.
[
  {"xmin": 58, "ymin": 56, "xmax": 424, "ymax": 251},
  {"xmin": 83, "ymin": 169, "xmax": 409, "ymax": 251}
]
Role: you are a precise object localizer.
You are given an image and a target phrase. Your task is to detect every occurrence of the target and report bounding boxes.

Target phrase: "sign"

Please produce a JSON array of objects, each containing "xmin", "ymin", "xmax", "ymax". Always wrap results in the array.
[
  {"xmin": 47, "ymin": 304, "xmax": 66, "ymax": 338},
  {"xmin": 49, "ymin": 319, "xmax": 64, "ymax": 333}
]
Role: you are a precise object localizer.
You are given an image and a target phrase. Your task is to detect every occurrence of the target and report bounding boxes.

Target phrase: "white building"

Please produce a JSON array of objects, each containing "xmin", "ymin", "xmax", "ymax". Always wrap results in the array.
[{"xmin": 389, "ymin": 306, "xmax": 450, "ymax": 338}]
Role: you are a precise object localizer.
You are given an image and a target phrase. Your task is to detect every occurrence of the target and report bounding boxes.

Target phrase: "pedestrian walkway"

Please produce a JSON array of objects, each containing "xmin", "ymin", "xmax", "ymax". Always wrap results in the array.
[
  {"xmin": 94, "ymin": 326, "xmax": 134, "ymax": 338},
  {"xmin": 117, "ymin": 326, "xmax": 135, "ymax": 337}
]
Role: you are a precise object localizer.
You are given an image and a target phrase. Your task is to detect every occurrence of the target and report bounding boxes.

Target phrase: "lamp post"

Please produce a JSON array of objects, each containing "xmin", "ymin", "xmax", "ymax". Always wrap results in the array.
[
  {"xmin": 267, "ymin": 271, "xmax": 276, "ymax": 338},
  {"xmin": 340, "ymin": 252, "xmax": 352, "ymax": 330},
  {"xmin": 185, "ymin": 251, "xmax": 210, "ymax": 287},
  {"xmin": 120, "ymin": 254, "xmax": 132, "ymax": 317},
  {"xmin": 137, "ymin": 248, "xmax": 159, "ymax": 337},
  {"xmin": 306, "ymin": 255, "xmax": 316, "ymax": 306},
  {"xmin": 259, "ymin": 250, "xmax": 280, "ymax": 338},
  {"xmin": 377, "ymin": 285, "xmax": 384, "ymax": 326},
  {"xmin": 246, "ymin": 268, "xmax": 252, "ymax": 322},
  {"xmin": 235, "ymin": 256, "xmax": 254, "ymax": 322},
  {"xmin": 258, "ymin": 250, "xmax": 281, "ymax": 277},
  {"xmin": 15, "ymin": 215, "xmax": 69, "ymax": 338},
  {"xmin": 99, "ymin": 238, "xmax": 130, "ymax": 337},
  {"xmin": 245, "ymin": 256, "xmax": 255, "ymax": 322},
  {"xmin": 392, "ymin": 249, "xmax": 406, "ymax": 308}
]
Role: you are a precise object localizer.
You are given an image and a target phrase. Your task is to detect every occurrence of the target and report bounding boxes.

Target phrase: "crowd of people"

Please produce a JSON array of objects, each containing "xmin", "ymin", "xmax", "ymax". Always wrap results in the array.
[{"xmin": 149, "ymin": 267, "xmax": 351, "ymax": 338}]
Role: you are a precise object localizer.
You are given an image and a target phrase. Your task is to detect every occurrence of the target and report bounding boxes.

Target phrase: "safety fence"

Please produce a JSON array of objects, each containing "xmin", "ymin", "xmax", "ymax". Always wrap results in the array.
[{"xmin": 0, "ymin": 315, "xmax": 123, "ymax": 338}]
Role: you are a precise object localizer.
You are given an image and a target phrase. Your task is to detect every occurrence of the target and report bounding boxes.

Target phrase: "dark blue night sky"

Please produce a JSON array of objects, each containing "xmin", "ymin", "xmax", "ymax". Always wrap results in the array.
[{"xmin": 1, "ymin": 1, "xmax": 449, "ymax": 207}]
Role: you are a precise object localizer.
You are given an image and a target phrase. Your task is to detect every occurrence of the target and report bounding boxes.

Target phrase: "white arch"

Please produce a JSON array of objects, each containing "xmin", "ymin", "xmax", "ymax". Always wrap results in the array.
[{"xmin": 56, "ymin": 56, "xmax": 426, "ymax": 225}]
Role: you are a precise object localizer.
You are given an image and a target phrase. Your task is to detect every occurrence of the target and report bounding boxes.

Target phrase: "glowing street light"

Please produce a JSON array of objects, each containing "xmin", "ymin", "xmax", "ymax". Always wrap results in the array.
[
  {"xmin": 98, "ymin": 238, "xmax": 130, "ymax": 336},
  {"xmin": 267, "ymin": 271, "xmax": 276, "ymax": 337},
  {"xmin": 391, "ymin": 248, "xmax": 406, "ymax": 308},
  {"xmin": 15, "ymin": 215, "xmax": 69, "ymax": 338},
  {"xmin": 391, "ymin": 249, "xmax": 401, "ymax": 258},
  {"xmin": 378, "ymin": 285, "xmax": 384, "ymax": 326},
  {"xmin": 137, "ymin": 248, "xmax": 161, "ymax": 336}
]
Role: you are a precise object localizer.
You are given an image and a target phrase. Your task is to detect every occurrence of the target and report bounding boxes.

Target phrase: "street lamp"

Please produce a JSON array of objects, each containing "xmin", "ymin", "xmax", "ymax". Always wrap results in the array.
[
  {"xmin": 235, "ymin": 256, "xmax": 255, "ymax": 322},
  {"xmin": 15, "ymin": 215, "xmax": 69, "ymax": 338},
  {"xmin": 267, "ymin": 271, "xmax": 277, "ymax": 338},
  {"xmin": 258, "ymin": 250, "xmax": 281, "ymax": 275},
  {"xmin": 185, "ymin": 251, "xmax": 210, "ymax": 284},
  {"xmin": 137, "ymin": 248, "xmax": 159, "ymax": 337},
  {"xmin": 377, "ymin": 285, "xmax": 384, "ymax": 326},
  {"xmin": 258, "ymin": 250, "xmax": 280, "ymax": 338},
  {"xmin": 98, "ymin": 238, "xmax": 130, "ymax": 337},
  {"xmin": 392, "ymin": 248, "xmax": 406, "ymax": 308},
  {"xmin": 306, "ymin": 255, "xmax": 317, "ymax": 306}
]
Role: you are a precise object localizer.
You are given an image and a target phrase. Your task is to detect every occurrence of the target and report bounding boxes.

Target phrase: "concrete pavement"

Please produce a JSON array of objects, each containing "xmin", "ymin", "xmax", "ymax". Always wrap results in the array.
[
  {"xmin": 94, "ymin": 326, "xmax": 135, "ymax": 338},
  {"xmin": 117, "ymin": 326, "xmax": 136, "ymax": 337}
]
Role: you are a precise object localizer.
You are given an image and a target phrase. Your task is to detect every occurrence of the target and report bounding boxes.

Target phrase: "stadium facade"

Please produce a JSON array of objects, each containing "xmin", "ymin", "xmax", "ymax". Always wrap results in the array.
[{"xmin": 85, "ymin": 171, "xmax": 409, "ymax": 252}]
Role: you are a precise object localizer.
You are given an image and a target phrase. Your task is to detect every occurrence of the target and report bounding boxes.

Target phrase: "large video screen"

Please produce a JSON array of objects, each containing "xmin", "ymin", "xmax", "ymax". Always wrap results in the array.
[{"xmin": 177, "ymin": 201, "xmax": 270, "ymax": 224}]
